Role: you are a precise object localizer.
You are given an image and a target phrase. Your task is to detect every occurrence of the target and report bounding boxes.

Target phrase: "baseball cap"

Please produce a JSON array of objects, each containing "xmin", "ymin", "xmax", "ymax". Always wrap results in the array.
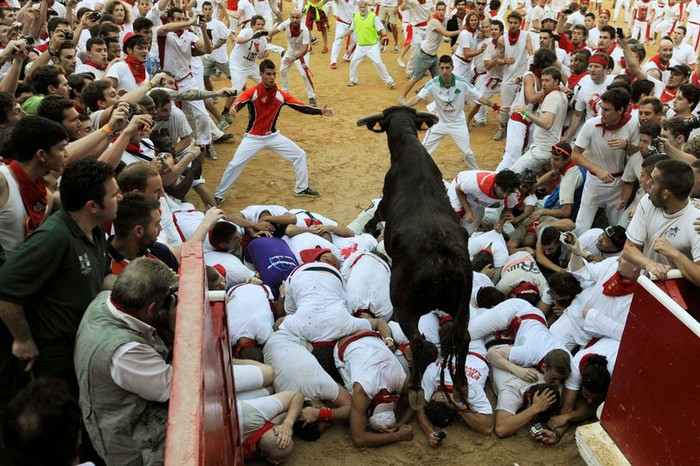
[
  {"xmin": 541, "ymin": 12, "xmax": 557, "ymax": 23},
  {"xmin": 669, "ymin": 64, "xmax": 691, "ymax": 78},
  {"xmin": 604, "ymin": 225, "xmax": 627, "ymax": 249},
  {"xmin": 299, "ymin": 247, "xmax": 332, "ymax": 263},
  {"xmin": 519, "ymin": 168, "xmax": 538, "ymax": 184}
]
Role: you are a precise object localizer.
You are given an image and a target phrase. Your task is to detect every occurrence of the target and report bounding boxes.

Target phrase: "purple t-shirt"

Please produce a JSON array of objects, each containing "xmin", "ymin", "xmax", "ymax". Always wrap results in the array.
[{"xmin": 245, "ymin": 237, "xmax": 298, "ymax": 298}]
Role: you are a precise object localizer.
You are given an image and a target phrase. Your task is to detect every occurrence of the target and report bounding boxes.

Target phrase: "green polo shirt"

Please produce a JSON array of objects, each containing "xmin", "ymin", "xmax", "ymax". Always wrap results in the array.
[{"xmin": 0, "ymin": 209, "xmax": 108, "ymax": 372}]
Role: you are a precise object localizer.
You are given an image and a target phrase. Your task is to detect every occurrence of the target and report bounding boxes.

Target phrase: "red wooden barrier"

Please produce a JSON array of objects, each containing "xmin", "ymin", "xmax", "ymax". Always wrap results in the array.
[
  {"xmin": 600, "ymin": 275, "xmax": 700, "ymax": 465},
  {"xmin": 165, "ymin": 242, "xmax": 244, "ymax": 466}
]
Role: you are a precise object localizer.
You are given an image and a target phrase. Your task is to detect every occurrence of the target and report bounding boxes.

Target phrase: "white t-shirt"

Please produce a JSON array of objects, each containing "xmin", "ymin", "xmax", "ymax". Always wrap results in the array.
[
  {"xmin": 276, "ymin": 19, "xmax": 311, "ymax": 54},
  {"xmin": 496, "ymin": 252, "xmax": 547, "ymax": 296},
  {"xmin": 162, "ymin": 31, "xmax": 200, "ymax": 80},
  {"xmin": 533, "ymin": 90, "xmax": 568, "ymax": 149},
  {"xmin": 672, "ymin": 42, "xmax": 697, "ymax": 68},
  {"xmin": 226, "ymin": 283, "xmax": 275, "ymax": 344},
  {"xmin": 341, "ymin": 251, "xmax": 393, "ymax": 320},
  {"xmin": 468, "ymin": 230, "xmax": 509, "ymax": 268},
  {"xmin": 205, "ymin": 18, "xmax": 232, "ymax": 63},
  {"xmin": 418, "ymin": 74, "xmax": 482, "ymax": 125},
  {"xmin": 574, "ymin": 115, "xmax": 640, "ymax": 175},
  {"xmin": 626, "ymin": 194, "xmax": 700, "ymax": 266},
  {"xmin": 230, "ymin": 27, "xmax": 268, "ymax": 69},
  {"xmin": 151, "ymin": 106, "xmax": 193, "ymax": 143},
  {"xmin": 106, "ymin": 61, "xmax": 149, "ymax": 92},
  {"xmin": 564, "ymin": 337, "xmax": 619, "ymax": 391},
  {"xmin": 204, "ymin": 250, "xmax": 255, "ymax": 288},
  {"xmin": 75, "ymin": 62, "xmax": 106, "ymax": 79},
  {"xmin": 557, "ymin": 164, "xmax": 584, "ymax": 206},
  {"xmin": 448, "ymin": 170, "xmax": 519, "ymax": 214},
  {"xmin": 574, "ymin": 74, "xmax": 614, "ymax": 119},
  {"xmin": 284, "ymin": 232, "xmax": 343, "ymax": 265},
  {"xmin": 240, "ymin": 204, "xmax": 290, "ymax": 221}
]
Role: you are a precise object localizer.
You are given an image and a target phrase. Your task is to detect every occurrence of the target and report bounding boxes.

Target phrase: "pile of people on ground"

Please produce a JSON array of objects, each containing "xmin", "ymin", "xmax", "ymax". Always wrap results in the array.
[{"xmin": 1, "ymin": 0, "xmax": 700, "ymax": 464}]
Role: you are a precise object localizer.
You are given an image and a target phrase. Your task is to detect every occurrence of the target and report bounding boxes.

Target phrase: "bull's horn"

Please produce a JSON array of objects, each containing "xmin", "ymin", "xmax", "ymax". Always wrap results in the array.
[
  {"xmin": 356, "ymin": 112, "xmax": 385, "ymax": 127},
  {"xmin": 415, "ymin": 111, "xmax": 439, "ymax": 123}
]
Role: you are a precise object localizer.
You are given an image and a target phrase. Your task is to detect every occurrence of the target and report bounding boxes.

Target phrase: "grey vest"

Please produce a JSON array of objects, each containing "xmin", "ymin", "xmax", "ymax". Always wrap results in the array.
[{"xmin": 75, "ymin": 291, "xmax": 169, "ymax": 466}]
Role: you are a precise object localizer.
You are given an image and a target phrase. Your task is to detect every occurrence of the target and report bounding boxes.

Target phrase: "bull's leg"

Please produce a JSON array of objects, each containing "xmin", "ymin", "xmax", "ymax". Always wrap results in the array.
[
  {"xmin": 394, "ymin": 310, "xmax": 437, "ymax": 411},
  {"xmin": 450, "ymin": 278, "xmax": 472, "ymax": 406}
]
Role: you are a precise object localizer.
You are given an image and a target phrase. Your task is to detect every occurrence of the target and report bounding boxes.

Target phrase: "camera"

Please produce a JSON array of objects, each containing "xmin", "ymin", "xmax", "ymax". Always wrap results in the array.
[
  {"xmin": 563, "ymin": 8, "xmax": 573, "ymax": 14},
  {"xmin": 62, "ymin": 30, "xmax": 74, "ymax": 41},
  {"xmin": 157, "ymin": 152, "xmax": 170, "ymax": 163},
  {"xmin": 434, "ymin": 429, "xmax": 447, "ymax": 441},
  {"xmin": 560, "ymin": 232, "xmax": 573, "ymax": 245},
  {"xmin": 89, "ymin": 11, "xmax": 102, "ymax": 21},
  {"xmin": 530, "ymin": 422, "xmax": 544, "ymax": 436},
  {"xmin": 12, "ymin": 22, "xmax": 22, "ymax": 31},
  {"xmin": 684, "ymin": 114, "xmax": 700, "ymax": 131},
  {"xmin": 20, "ymin": 36, "xmax": 35, "ymax": 46}
]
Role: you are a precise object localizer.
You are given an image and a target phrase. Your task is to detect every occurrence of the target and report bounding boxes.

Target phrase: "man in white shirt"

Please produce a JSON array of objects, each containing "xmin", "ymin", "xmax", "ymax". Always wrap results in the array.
[
  {"xmin": 157, "ymin": 9, "xmax": 214, "ymax": 156},
  {"xmin": 329, "ymin": 0, "xmax": 358, "ymax": 69},
  {"xmin": 624, "ymin": 159, "xmax": 700, "ymax": 285},
  {"xmin": 571, "ymin": 88, "xmax": 640, "ymax": 235},
  {"xmin": 106, "ymin": 34, "xmax": 152, "ymax": 93},
  {"xmin": 201, "ymin": 1, "xmax": 234, "ymax": 91},
  {"xmin": 75, "ymin": 37, "xmax": 109, "ymax": 79},
  {"xmin": 74, "ymin": 258, "xmax": 177, "ymax": 465},
  {"xmin": 270, "ymin": 9, "xmax": 317, "ymax": 105},
  {"xmin": 402, "ymin": 54, "xmax": 500, "ymax": 170},
  {"xmin": 671, "ymin": 26, "xmax": 696, "ymax": 71}
]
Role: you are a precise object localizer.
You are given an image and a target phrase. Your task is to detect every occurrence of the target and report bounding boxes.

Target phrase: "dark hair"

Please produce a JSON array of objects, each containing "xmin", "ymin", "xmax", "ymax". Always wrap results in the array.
[
  {"xmin": 540, "ymin": 225, "xmax": 561, "ymax": 246},
  {"xmin": 0, "ymin": 91, "xmax": 15, "ymax": 125},
  {"xmin": 676, "ymin": 25, "xmax": 687, "ymax": 35},
  {"xmin": 522, "ymin": 383, "xmax": 561, "ymax": 423},
  {"xmin": 133, "ymin": 16, "xmax": 154, "ymax": 32},
  {"xmin": 113, "ymin": 192, "xmax": 160, "ymax": 237},
  {"xmin": 10, "ymin": 116, "xmax": 68, "ymax": 163},
  {"xmin": 489, "ymin": 0, "xmax": 501, "ymax": 10},
  {"xmin": 293, "ymin": 419, "xmax": 324, "ymax": 441},
  {"xmin": 654, "ymin": 159, "xmax": 694, "ymax": 200},
  {"xmin": 506, "ymin": 11, "xmax": 522, "ymax": 22},
  {"xmin": 546, "ymin": 272, "xmax": 582, "ymax": 300},
  {"xmin": 476, "ymin": 286, "xmax": 505, "ymax": 308},
  {"xmin": 68, "ymin": 73, "xmax": 94, "ymax": 99},
  {"xmin": 679, "ymin": 83, "xmax": 700, "ymax": 108},
  {"xmin": 541, "ymin": 66, "xmax": 562, "ymax": 83},
  {"xmin": 150, "ymin": 89, "xmax": 171, "ymax": 108},
  {"xmin": 571, "ymin": 23, "xmax": 595, "ymax": 36},
  {"xmin": 580, "ymin": 354, "xmax": 611, "ymax": 398},
  {"xmin": 37, "ymin": 95, "xmax": 74, "ymax": 124},
  {"xmin": 530, "ymin": 47, "xmax": 556, "ymax": 73},
  {"xmin": 259, "ymin": 58, "xmax": 276, "ymax": 73},
  {"xmin": 81, "ymin": 79, "xmax": 113, "ymax": 112},
  {"xmin": 551, "ymin": 141, "xmax": 572, "ymax": 159},
  {"xmin": 237, "ymin": 344, "xmax": 264, "ymax": 362},
  {"xmin": 250, "ymin": 14, "xmax": 265, "ymax": 26},
  {"xmin": 3, "ymin": 378, "xmax": 82, "ymax": 466},
  {"xmin": 210, "ymin": 221, "xmax": 240, "ymax": 249},
  {"xmin": 584, "ymin": 12, "xmax": 595, "ymax": 20},
  {"xmin": 59, "ymin": 159, "xmax": 115, "ymax": 212},
  {"xmin": 607, "ymin": 80, "xmax": 632, "ymax": 97},
  {"xmin": 639, "ymin": 121, "xmax": 661, "ymax": 139},
  {"xmin": 57, "ymin": 40, "xmax": 76, "ymax": 56},
  {"xmin": 166, "ymin": 6, "xmax": 183, "ymax": 18},
  {"xmin": 424, "ymin": 399, "xmax": 458, "ymax": 427},
  {"xmin": 47, "ymin": 16, "xmax": 71, "ymax": 34},
  {"xmin": 662, "ymin": 116, "xmax": 691, "ymax": 142},
  {"xmin": 491, "ymin": 19, "xmax": 504, "ymax": 32},
  {"xmin": 117, "ymin": 162, "xmax": 160, "ymax": 192},
  {"xmin": 631, "ymin": 79, "xmax": 656, "ymax": 103},
  {"xmin": 99, "ymin": 22, "xmax": 121, "ymax": 37},
  {"xmin": 601, "ymin": 88, "xmax": 630, "ymax": 112},
  {"xmin": 540, "ymin": 27, "xmax": 553, "ymax": 39},
  {"xmin": 31, "ymin": 65, "xmax": 64, "ymax": 95},
  {"xmin": 641, "ymin": 153, "xmax": 670, "ymax": 172},
  {"xmin": 15, "ymin": 83, "xmax": 33, "ymax": 99},
  {"xmin": 125, "ymin": 34, "xmax": 149, "ymax": 53},
  {"xmin": 86, "ymin": 36, "xmax": 106, "ymax": 52},
  {"xmin": 472, "ymin": 251, "xmax": 494, "ymax": 273},
  {"xmin": 600, "ymin": 25, "xmax": 616, "ymax": 39},
  {"xmin": 494, "ymin": 169, "xmax": 520, "ymax": 192},
  {"xmin": 544, "ymin": 349, "xmax": 571, "ymax": 378},
  {"xmin": 638, "ymin": 96, "xmax": 663, "ymax": 114},
  {"xmin": 438, "ymin": 54, "xmax": 453, "ymax": 66}
]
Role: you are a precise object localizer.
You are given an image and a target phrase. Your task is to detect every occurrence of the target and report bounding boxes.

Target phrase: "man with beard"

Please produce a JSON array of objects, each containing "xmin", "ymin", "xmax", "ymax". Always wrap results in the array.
[{"xmin": 624, "ymin": 159, "xmax": 700, "ymax": 285}]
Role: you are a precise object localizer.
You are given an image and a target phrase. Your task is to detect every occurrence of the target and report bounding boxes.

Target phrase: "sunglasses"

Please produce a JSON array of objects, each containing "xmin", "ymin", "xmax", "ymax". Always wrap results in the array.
[
  {"xmin": 476, "ymin": 2, "xmax": 486, "ymax": 5},
  {"xmin": 551, "ymin": 145, "xmax": 571, "ymax": 158}
]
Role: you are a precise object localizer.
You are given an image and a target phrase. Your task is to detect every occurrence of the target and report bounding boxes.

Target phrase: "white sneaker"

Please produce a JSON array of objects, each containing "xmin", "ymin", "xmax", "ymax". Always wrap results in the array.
[
  {"xmin": 397, "ymin": 58, "xmax": 405, "ymax": 68},
  {"xmin": 388, "ymin": 81, "xmax": 396, "ymax": 89},
  {"xmin": 347, "ymin": 80, "xmax": 357, "ymax": 87},
  {"xmin": 492, "ymin": 127, "xmax": 505, "ymax": 141},
  {"xmin": 472, "ymin": 120, "xmax": 486, "ymax": 127}
]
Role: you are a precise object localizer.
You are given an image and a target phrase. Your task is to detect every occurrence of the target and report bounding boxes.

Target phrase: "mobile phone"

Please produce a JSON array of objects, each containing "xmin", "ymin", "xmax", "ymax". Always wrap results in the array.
[
  {"xmin": 530, "ymin": 422, "xmax": 543, "ymax": 436},
  {"xmin": 563, "ymin": 8, "xmax": 573, "ymax": 14},
  {"xmin": 89, "ymin": 11, "xmax": 102, "ymax": 21},
  {"xmin": 198, "ymin": 14, "xmax": 205, "ymax": 22},
  {"xmin": 616, "ymin": 27, "xmax": 624, "ymax": 38}
]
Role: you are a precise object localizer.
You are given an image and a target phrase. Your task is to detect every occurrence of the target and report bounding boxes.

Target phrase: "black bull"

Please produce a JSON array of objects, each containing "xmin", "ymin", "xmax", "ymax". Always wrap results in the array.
[{"xmin": 357, "ymin": 106, "xmax": 472, "ymax": 410}]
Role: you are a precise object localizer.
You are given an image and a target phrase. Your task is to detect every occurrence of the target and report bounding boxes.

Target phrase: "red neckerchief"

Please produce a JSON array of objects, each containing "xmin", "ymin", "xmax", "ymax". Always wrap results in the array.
[
  {"xmin": 492, "ymin": 38, "xmax": 498, "ymax": 47},
  {"xmin": 75, "ymin": 103, "xmax": 87, "ymax": 115},
  {"xmin": 8, "ymin": 161, "xmax": 47, "ymax": 236},
  {"xmin": 597, "ymin": 43, "xmax": 617, "ymax": 56},
  {"xmin": 601, "ymin": 272, "xmax": 636, "ymax": 297},
  {"xmin": 432, "ymin": 13, "xmax": 443, "ymax": 22},
  {"xmin": 648, "ymin": 54, "xmax": 669, "ymax": 72},
  {"xmin": 489, "ymin": 10, "xmax": 497, "ymax": 16},
  {"xmin": 660, "ymin": 86, "xmax": 679, "ymax": 103},
  {"xmin": 567, "ymin": 71, "xmax": 586, "ymax": 88},
  {"xmin": 418, "ymin": 0, "xmax": 426, "ymax": 4},
  {"xmin": 124, "ymin": 55, "xmax": 146, "ymax": 83},
  {"xmin": 579, "ymin": 352, "xmax": 595, "ymax": 373},
  {"xmin": 478, "ymin": 13, "xmax": 485, "ymax": 20},
  {"xmin": 548, "ymin": 159, "xmax": 577, "ymax": 191},
  {"xmin": 507, "ymin": 29, "xmax": 521, "ymax": 46},
  {"xmin": 438, "ymin": 314, "xmax": 453, "ymax": 326},
  {"xmin": 692, "ymin": 71, "xmax": 700, "ymax": 87},
  {"xmin": 595, "ymin": 112, "xmax": 632, "ymax": 136},
  {"xmin": 83, "ymin": 59, "xmax": 107, "ymax": 71},
  {"xmin": 242, "ymin": 421, "xmax": 275, "ymax": 460},
  {"xmin": 455, "ymin": 11, "xmax": 466, "ymax": 19},
  {"xmin": 125, "ymin": 143, "xmax": 142, "ymax": 154},
  {"xmin": 542, "ymin": 86, "xmax": 560, "ymax": 100},
  {"xmin": 369, "ymin": 389, "xmax": 400, "ymax": 413},
  {"xmin": 289, "ymin": 23, "xmax": 301, "ymax": 37},
  {"xmin": 475, "ymin": 171, "xmax": 499, "ymax": 199},
  {"xmin": 464, "ymin": 23, "xmax": 478, "ymax": 33}
]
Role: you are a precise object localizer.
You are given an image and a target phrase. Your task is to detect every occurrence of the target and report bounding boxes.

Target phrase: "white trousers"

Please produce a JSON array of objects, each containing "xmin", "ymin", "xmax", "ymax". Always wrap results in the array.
[
  {"xmin": 510, "ymin": 144, "xmax": 553, "ymax": 175},
  {"xmin": 177, "ymin": 74, "xmax": 212, "ymax": 145},
  {"xmin": 331, "ymin": 20, "xmax": 356, "ymax": 64},
  {"xmin": 406, "ymin": 26, "xmax": 426, "ymax": 75},
  {"xmin": 496, "ymin": 117, "xmax": 530, "ymax": 172},
  {"xmin": 574, "ymin": 177, "xmax": 624, "ymax": 236},
  {"xmin": 422, "ymin": 121, "xmax": 479, "ymax": 169},
  {"xmin": 215, "ymin": 132, "xmax": 309, "ymax": 197},
  {"xmin": 349, "ymin": 44, "xmax": 393, "ymax": 84},
  {"xmin": 280, "ymin": 56, "xmax": 315, "ymax": 99}
]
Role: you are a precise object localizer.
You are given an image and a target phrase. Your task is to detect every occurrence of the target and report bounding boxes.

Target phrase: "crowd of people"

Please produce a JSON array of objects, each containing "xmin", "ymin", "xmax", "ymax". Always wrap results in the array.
[{"xmin": 0, "ymin": 0, "xmax": 699, "ymax": 464}]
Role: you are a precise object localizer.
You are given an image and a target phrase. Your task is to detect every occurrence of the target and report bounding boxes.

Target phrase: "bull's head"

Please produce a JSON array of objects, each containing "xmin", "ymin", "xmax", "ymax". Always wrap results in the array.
[{"xmin": 357, "ymin": 106, "xmax": 439, "ymax": 133}]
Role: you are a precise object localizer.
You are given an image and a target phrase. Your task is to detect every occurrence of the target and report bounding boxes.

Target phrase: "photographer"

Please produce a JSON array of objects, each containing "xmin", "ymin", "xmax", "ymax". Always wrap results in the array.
[{"xmin": 74, "ymin": 258, "xmax": 179, "ymax": 465}]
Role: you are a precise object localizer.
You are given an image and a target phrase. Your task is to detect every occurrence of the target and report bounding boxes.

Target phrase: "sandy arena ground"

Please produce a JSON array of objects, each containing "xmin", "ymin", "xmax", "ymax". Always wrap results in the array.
[{"xmin": 196, "ymin": 11, "xmax": 599, "ymax": 464}]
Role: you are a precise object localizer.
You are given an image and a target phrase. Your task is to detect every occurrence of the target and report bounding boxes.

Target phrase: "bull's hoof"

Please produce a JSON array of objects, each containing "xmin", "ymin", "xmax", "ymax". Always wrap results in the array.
[{"xmin": 409, "ymin": 389, "xmax": 427, "ymax": 411}]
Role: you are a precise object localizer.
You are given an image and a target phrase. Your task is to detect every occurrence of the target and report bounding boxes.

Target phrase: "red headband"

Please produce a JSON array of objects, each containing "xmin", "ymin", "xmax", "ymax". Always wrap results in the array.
[
  {"xmin": 599, "ymin": 9, "xmax": 611, "ymax": 17},
  {"xmin": 589, "ymin": 55, "xmax": 609, "ymax": 67}
]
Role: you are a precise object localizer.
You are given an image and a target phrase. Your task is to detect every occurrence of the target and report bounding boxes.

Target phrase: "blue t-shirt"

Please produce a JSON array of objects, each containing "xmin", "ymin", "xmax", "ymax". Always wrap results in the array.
[{"xmin": 244, "ymin": 237, "xmax": 298, "ymax": 298}]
